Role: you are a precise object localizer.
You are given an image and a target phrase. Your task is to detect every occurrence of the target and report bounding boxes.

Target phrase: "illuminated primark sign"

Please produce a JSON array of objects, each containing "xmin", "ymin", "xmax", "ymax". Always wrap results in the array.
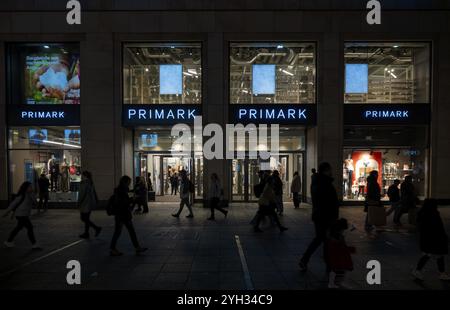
[
  {"xmin": 8, "ymin": 105, "xmax": 80, "ymax": 126},
  {"xmin": 364, "ymin": 110, "xmax": 409, "ymax": 119},
  {"xmin": 123, "ymin": 105, "xmax": 201, "ymax": 126},
  {"xmin": 230, "ymin": 105, "xmax": 317, "ymax": 125}
]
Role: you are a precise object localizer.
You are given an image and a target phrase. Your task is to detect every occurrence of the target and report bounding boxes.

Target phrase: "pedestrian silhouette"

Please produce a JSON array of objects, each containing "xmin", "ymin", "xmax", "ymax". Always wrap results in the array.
[
  {"xmin": 78, "ymin": 171, "xmax": 102, "ymax": 239},
  {"xmin": 299, "ymin": 162, "xmax": 339, "ymax": 271},
  {"xmin": 207, "ymin": 173, "xmax": 228, "ymax": 220}
]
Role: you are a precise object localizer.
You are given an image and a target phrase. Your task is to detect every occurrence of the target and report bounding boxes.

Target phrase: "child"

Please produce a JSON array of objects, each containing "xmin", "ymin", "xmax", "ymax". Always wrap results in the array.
[
  {"xmin": 326, "ymin": 218, "xmax": 355, "ymax": 289},
  {"xmin": 411, "ymin": 199, "xmax": 450, "ymax": 281}
]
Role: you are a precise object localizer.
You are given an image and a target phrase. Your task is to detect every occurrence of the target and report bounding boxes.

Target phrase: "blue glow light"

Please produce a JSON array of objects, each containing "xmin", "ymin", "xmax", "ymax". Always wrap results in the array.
[
  {"xmin": 160, "ymin": 64, "xmax": 183, "ymax": 95},
  {"xmin": 345, "ymin": 64, "xmax": 368, "ymax": 94},
  {"xmin": 252, "ymin": 64, "xmax": 276, "ymax": 95}
]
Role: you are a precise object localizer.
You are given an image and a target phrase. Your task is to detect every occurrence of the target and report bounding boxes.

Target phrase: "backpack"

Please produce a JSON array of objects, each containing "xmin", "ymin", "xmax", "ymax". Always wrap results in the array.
[{"xmin": 106, "ymin": 194, "xmax": 117, "ymax": 216}]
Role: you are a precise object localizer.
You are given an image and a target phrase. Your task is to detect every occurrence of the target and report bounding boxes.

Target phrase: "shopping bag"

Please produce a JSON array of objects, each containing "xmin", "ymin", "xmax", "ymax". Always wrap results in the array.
[
  {"xmin": 408, "ymin": 207, "xmax": 418, "ymax": 225},
  {"xmin": 368, "ymin": 205, "xmax": 386, "ymax": 226}
]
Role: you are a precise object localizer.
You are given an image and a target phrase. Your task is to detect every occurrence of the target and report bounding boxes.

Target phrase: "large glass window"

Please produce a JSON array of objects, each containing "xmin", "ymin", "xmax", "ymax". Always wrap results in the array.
[
  {"xmin": 7, "ymin": 43, "xmax": 80, "ymax": 105},
  {"xmin": 342, "ymin": 126, "xmax": 428, "ymax": 201},
  {"xmin": 123, "ymin": 43, "xmax": 202, "ymax": 104},
  {"xmin": 230, "ymin": 42, "xmax": 316, "ymax": 104},
  {"xmin": 8, "ymin": 126, "xmax": 82, "ymax": 202},
  {"xmin": 344, "ymin": 42, "xmax": 430, "ymax": 104}
]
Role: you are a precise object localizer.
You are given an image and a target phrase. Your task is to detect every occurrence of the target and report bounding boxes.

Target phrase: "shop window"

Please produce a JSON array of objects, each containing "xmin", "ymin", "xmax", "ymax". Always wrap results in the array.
[
  {"xmin": 343, "ymin": 148, "xmax": 427, "ymax": 201},
  {"xmin": 7, "ymin": 43, "xmax": 80, "ymax": 105},
  {"xmin": 8, "ymin": 126, "xmax": 82, "ymax": 202},
  {"xmin": 123, "ymin": 43, "xmax": 202, "ymax": 104},
  {"xmin": 344, "ymin": 42, "xmax": 430, "ymax": 104},
  {"xmin": 230, "ymin": 42, "xmax": 316, "ymax": 104}
]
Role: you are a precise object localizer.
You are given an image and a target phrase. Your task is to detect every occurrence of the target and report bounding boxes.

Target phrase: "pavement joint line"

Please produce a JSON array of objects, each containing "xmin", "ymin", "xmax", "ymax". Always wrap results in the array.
[
  {"xmin": 0, "ymin": 239, "xmax": 85, "ymax": 278},
  {"xmin": 234, "ymin": 235, "xmax": 254, "ymax": 290}
]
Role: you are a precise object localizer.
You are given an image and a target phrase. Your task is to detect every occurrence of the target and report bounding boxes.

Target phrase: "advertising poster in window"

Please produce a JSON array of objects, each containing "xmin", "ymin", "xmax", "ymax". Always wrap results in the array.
[{"xmin": 24, "ymin": 48, "xmax": 80, "ymax": 104}]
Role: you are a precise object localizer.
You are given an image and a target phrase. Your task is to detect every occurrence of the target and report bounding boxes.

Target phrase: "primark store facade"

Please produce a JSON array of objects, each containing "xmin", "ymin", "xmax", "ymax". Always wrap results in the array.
[{"xmin": 0, "ymin": 0, "xmax": 449, "ymax": 206}]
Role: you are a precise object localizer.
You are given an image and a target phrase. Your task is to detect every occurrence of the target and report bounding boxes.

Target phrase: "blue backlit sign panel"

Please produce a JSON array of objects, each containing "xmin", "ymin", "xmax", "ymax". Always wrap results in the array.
[
  {"xmin": 345, "ymin": 64, "xmax": 368, "ymax": 94},
  {"xmin": 344, "ymin": 104, "xmax": 430, "ymax": 125},
  {"xmin": 159, "ymin": 64, "xmax": 183, "ymax": 95},
  {"xmin": 252, "ymin": 64, "xmax": 276, "ymax": 95},
  {"xmin": 123, "ymin": 105, "xmax": 201, "ymax": 126},
  {"xmin": 8, "ymin": 105, "xmax": 80, "ymax": 126},
  {"xmin": 230, "ymin": 104, "xmax": 317, "ymax": 125}
]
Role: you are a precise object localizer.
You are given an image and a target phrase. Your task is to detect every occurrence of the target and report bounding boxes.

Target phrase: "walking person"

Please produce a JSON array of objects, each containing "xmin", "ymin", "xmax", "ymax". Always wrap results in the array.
[
  {"xmin": 37, "ymin": 173, "xmax": 50, "ymax": 213},
  {"xmin": 299, "ymin": 162, "xmax": 339, "ymax": 271},
  {"xmin": 364, "ymin": 170, "xmax": 382, "ymax": 234},
  {"xmin": 291, "ymin": 171, "xmax": 302, "ymax": 209},
  {"xmin": 110, "ymin": 175, "xmax": 147, "ymax": 256},
  {"xmin": 272, "ymin": 170, "xmax": 284, "ymax": 215},
  {"xmin": 78, "ymin": 171, "xmax": 102, "ymax": 239},
  {"xmin": 385, "ymin": 179, "xmax": 401, "ymax": 222},
  {"xmin": 172, "ymin": 170, "xmax": 194, "ymax": 218},
  {"xmin": 3, "ymin": 182, "xmax": 41, "ymax": 250},
  {"xmin": 326, "ymin": 218, "xmax": 355, "ymax": 289},
  {"xmin": 396, "ymin": 175, "xmax": 418, "ymax": 226},
  {"xmin": 411, "ymin": 199, "xmax": 450, "ymax": 281},
  {"xmin": 207, "ymin": 173, "xmax": 228, "ymax": 220},
  {"xmin": 133, "ymin": 177, "xmax": 148, "ymax": 214},
  {"xmin": 253, "ymin": 176, "xmax": 288, "ymax": 233}
]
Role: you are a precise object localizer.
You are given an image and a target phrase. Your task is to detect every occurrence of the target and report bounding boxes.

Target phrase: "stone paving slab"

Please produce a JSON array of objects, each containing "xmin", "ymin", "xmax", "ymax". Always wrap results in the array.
[{"xmin": 1, "ymin": 203, "xmax": 450, "ymax": 290}]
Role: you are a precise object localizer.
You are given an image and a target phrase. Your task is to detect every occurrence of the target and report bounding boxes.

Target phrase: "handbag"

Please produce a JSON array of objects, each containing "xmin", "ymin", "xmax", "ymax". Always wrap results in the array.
[{"xmin": 368, "ymin": 204, "xmax": 386, "ymax": 226}]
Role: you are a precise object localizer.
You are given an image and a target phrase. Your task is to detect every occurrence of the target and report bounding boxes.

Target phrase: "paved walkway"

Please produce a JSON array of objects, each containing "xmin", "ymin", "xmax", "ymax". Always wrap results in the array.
[{"xmin": 1, "ymin": 203, "xmax": 449, "ymax": 290}]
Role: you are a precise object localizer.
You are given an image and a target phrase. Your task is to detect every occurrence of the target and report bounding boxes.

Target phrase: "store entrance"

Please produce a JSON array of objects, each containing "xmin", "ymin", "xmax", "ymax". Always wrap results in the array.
[
  {"xmin": 135, "ymin": 153, "xmax": 203, "ymax": 202},
  {"xmin": 231, "ymin": 153, "xmax": 305, "ymax": 202}
]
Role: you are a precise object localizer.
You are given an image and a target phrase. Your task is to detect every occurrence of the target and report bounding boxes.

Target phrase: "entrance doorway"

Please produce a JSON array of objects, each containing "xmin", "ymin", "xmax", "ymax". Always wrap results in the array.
[
  {"xmin": 231, "ymin": 153, "xmax": 305, "ymax": 202},
  {"xmin": 135, "ymin": 153, "xmax": 203, "ymax": 202}
]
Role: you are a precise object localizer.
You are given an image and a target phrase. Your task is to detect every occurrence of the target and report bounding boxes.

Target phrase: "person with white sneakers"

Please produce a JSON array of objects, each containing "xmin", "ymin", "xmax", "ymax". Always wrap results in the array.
[
  {"xmin": 3, "ymin": 181, "xmax": 41, "ymax": 250},
  {"xmin": 411, "ymin": 199, "xmax": 450, "ymax": 281}
]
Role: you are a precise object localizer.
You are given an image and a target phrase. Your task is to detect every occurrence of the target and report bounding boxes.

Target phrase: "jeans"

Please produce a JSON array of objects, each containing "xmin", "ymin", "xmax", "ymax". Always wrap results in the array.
[
  {"xmin": 293, "ymin": 192, "xmax": 300, "ymax": 208},
  {"xmin": 38, "ymin": 192, "xmax": 49, "ymax": 211},
  {"xmin": 110, "ymin": 217, "xmax": 140, "ymax": 250},
  {"xmin": 301, "ymin": 220, "xmax": 330, "ymax": 265},
  {"xmin": 175, "ymin": 197, "xmax": 193, "ymax": 216},
  {"xmin": 417, "ymin": 254, "xmax": 445, "ymax": 273},
  {"xmin": 80, "ymin": 212, "xmax": 100, "ymax": 235},
  {"xmin": 8, "ymin": 216, "xmax": 36, "ymax": 244},
  {"xmin": 209, "ymin": 197, "xmax": 227, "ymax": 218}
]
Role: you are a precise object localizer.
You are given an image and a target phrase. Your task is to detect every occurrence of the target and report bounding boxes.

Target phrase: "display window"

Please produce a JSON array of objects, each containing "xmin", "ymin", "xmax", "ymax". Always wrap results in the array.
[
  {"xmin": 123, "ymin": 43, "xmax": 202, "ymax": 104},
  {"xmin": 344, "ymin": 42, "xmax": 430, "ymax": 104},
  {"xmin": 230, "ymin": 42, "xmax": 316, "ymax": 104},
  {"xmin": 343, "ymin": 149, "xmax": 427, "ymax": 201},
  {"xmin": 7, "ymin": 43, "xmax": 80, "ymax": 105},
  {"xmin": 8, "ymin": 126, "xmax": 82, "ymax": 202}
]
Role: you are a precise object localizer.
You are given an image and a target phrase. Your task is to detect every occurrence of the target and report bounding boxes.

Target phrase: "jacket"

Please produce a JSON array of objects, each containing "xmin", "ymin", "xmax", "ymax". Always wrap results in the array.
[
  {"xmin": 272, "ymin": 176, "xmax": 283, "ymax": 196},
  {"xmin": 417, "ymin": 208, "xmax": 448, "ymax": 255},
  {"xmin": 311, "ymin": 174, "xmax": 339, "ymax": 223},
  {"xmin": 180, "ymin": 178, "xmax": 192, "ymax": 199},
  {"xmin": 258, "ymin": 183, "xmax": 276, "ymax": 207},
  {"xmin": 38, "ymin": 177, "xmax": 50, "ymax": 193},
  {"xmin": 291, "ymin": 175, "xmax": 301, "ymax": 193},
  {"xmin": 78, "ymin": 179, "xmax": 98, "ymax": 213},
  {"xmin": 208, "ymin": 179, "xmax": 221, "ymax": 199},
  {"xmin": 401, "ymin": 182, "xmax": 417, "ymax": 211},
  {"xmin": 387, "ymin": 184, "xmax": 400, "ymax": 202},
  {"xmin": 7, "ymin": 193, "xmax": 37, "ymax": 217},
  {"xmin": 114, "ymin": 185, "xmax": 133, "ymax": 222}
]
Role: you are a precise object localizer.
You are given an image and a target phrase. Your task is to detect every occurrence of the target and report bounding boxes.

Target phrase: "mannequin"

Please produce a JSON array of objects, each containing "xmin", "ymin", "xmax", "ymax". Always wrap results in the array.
[
  {"xmin": 48, "ymin": 154, "xmax": 59, "ymax": 192},
  {"xmin": 60, "ymin": 157, "xmax": 69, "ymax": 192},
  {"xmin": 344, "ymin": 155, "xmax": 354, "ymax": 198}
]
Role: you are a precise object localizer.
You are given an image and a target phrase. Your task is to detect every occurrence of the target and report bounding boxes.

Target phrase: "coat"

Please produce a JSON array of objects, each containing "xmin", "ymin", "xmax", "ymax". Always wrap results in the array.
[
  {"xmin": 291, "ymin": 175, "xmax": 301, "ymax": 193},
  {"xmin": 258, "ymin": 183, "xmax": 276, "ymax": 207},
  {"xmin": 114, "ymin": 185, "xmax": 133, "ymax": 222},
  {"xmin": 311, "ymin": 174, "xmax": 339, "ymax": 223},
  {"xmin": 401, "ymin": 182, "xmax": 417, "ymax": 211},
  {"xmin": 417, "ymin": 208, "xmax": 448, "ymax": 255},
  {"xmin": 364, "ymin": 177, "xmax": 381, "ymax": 212},
  {"xmin": 208, "ymin": 179, "xmax": 221, "ymax": 199},
  {"xmin": 78, "ymin": 179, "xmax": 98, "ymax": 213},
  {"xmin": 7, "ymin": 193, "xmax": 37, "ymax": 217}
]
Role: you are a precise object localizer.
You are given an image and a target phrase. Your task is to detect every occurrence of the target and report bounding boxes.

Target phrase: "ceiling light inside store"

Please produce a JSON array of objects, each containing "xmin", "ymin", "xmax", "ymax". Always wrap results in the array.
[
  {"xmin": 44, "ymin": 45, "xmax": 50, "ymax": 49},
  {"xmin": 277, "ymin": 45, "xmax": 284, "ymax": 49},
  {"xmin": 183, "ymin": 72, "xmax": 193, "ymax": 76},
  {"xmin": 43, "ymin": 140, "xmax": 81, "ymax": 149},
  {"xmin": 187, "ymin": 69, "xmax": 197, "ymax": 75},
  {"xmin": 393, "ymin": 45, "xmax": 399, "ymax": 48},
  {"xmin": 145, "ymin": 68, "xmax": 149, "ymax": 72},
  {"xmin": 306, "ymin": 66, "xmax": 309, "ymax": 71},
  {"xmin": 281, "ymin": 69, "xmax": 294, "ymax": 76}
]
